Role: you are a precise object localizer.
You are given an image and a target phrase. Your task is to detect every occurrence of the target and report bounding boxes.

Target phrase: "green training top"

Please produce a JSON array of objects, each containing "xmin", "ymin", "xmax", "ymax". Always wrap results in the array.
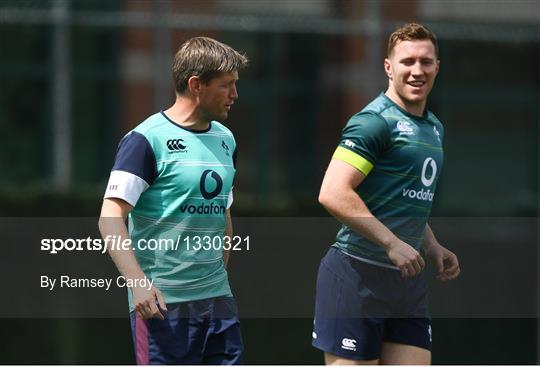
[
  {"xmin": 104, "ymin": 111, "xmax": 237, "ymax": 309},
  {"xmin": 332, "ymin": 93, "xmax": 444, "ymax": 266}
]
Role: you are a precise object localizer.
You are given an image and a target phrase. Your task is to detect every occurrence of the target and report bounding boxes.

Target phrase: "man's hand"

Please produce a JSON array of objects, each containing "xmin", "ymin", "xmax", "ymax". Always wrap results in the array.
[
  {"xmin": 386, "ymin": 239, "xmax": 425, "ymax": 278},
  {"xmin": 132, "ymin": 285, "xmax": 168, "ymax": 320},
  {"xmin": 425, "ymin": 242, "xmax": 460, "ymax": 281}
]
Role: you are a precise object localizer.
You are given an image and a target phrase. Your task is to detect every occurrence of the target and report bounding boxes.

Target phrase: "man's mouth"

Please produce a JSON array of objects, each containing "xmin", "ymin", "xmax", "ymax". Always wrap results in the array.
[{"xmin": 408, "ymin": 81, "xmax": 426, "ymax": 87}]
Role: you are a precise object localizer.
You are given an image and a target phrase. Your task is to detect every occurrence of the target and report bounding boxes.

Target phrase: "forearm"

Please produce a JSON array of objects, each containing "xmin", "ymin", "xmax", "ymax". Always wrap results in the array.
[
  {"xmin": 98, "ymin": 199, "xmax": 147, "ymax": 281},
  {"xmin": 98, "ymin": 216, "xmax": 147, "ymax": 280},
  {"xmin": 321, "ymin": 189, "xmax": 398, "ymax": 250},
  {"xmin": 319, "ymin": 159, "xmax": 404, "ymax": 251},
  {"xmin": 422, "ymin": 223, "xmax": 439, "ymax": 250}
]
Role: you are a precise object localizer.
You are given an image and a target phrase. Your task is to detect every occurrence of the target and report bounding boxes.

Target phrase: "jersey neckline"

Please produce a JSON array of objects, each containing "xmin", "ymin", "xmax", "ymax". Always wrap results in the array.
[
  {"xmin": 379, "ymin": 92, "xmax": 431, "ymax": 122},
  {"xmin": 160, "ymin": 111, "xmax": 213, "ymax": 134}
]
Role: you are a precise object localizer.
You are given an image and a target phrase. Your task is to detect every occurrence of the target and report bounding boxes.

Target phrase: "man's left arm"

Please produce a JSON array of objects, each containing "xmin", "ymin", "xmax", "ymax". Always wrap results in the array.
[
  {"xmin": 423, "ymin": 224, "xmax": 460, "ymax": 281},
  {"xmin": 223, "ymin": 209, "xmax": 232, "ymax": 268}
]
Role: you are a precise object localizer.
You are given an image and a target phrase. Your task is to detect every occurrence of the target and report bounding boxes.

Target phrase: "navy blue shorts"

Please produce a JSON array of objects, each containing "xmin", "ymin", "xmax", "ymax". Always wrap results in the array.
[
  {"xmin": 130, "ymin": 296, "xmax": 243, "ymax": 365},
  {"xmin": 312, "ymin": 247, "xmax": 432, "ymax": 361}
]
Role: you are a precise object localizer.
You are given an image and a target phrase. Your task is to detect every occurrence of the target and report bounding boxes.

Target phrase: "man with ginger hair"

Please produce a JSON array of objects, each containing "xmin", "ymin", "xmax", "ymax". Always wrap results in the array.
[{"xmin": 312, "ymin": 23, "xmax": 460, "ymax": 365}]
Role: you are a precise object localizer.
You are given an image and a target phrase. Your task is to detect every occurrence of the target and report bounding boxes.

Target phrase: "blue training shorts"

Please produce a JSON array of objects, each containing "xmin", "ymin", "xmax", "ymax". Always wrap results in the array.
[
  {"xmin": 130, "ymin": 296, "xmax": 243, "ymax": 365},
  {"xmin": 312, "ymin": 247, "xmax": 432, "ymax": 361}
]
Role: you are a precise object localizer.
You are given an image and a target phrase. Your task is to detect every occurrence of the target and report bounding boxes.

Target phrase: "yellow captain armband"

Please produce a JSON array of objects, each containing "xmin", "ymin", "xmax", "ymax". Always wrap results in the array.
[{"xmin": 332, "ymin": 146, "xmax": 374, "ymax": 176}]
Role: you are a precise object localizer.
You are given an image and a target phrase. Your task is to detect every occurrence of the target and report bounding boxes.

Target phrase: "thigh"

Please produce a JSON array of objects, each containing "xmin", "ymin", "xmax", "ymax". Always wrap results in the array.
[
  {"xmin": 130, "ymin": 303, "xmax": 209, "ymax": 365},
  {"xmin": 383, "ymin": 317, "xmax": 432, "ymax": 358},
  {"xmin": 314, "ymin": 315, "xmax": 386, "ymax": 361},
  {"xmin": 312, "ymin": 249, "xmax": 389, "ymax": 361},
  {"xmin": 380, "ymin": 341, "xmax": 431, "ymax": 365},
  {"xmin": 203, "ymin": 297, "xmax": 243, "ymax": 365},
  {"xmin": 325, "ymin": 352, "xmax": 378, "ymax": 365}
]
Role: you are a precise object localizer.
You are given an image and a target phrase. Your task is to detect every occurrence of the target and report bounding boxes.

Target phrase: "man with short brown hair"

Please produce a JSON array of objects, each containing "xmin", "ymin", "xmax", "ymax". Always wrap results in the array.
[{"xmin": 99, "ymin": 37, "xmax": 248, "ymax": 365}]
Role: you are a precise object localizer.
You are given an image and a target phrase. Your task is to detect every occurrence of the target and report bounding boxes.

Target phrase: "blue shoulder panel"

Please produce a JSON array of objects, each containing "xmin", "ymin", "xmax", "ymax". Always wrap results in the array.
[{"xmin": 112, "ymin": 131, "xmax": 157, "ymax": 185}]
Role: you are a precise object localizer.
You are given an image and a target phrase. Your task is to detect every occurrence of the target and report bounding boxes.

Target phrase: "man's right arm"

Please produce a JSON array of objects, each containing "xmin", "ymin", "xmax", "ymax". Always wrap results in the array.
[
  {"xmin": 98, "ymin": 198, "xmax": 167, "ymax": 319},
  {"xmin": 318, "ymin": 158, "xmax": 425, "ymax": 277}
]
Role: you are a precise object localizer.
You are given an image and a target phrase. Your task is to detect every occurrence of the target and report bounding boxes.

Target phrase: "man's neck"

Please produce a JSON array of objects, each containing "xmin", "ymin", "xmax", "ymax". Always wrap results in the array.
[
  {"xmin": 163, "ymin": 96, "xmax": 210, "ymax": 131},
  {"xmin": 384, "ymin": 88, "xmax": 426, "ymax": 117}
]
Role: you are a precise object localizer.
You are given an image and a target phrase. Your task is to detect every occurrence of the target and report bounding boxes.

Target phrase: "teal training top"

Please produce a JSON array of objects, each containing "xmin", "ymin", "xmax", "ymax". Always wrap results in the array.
[
  {"xmin": 332, "ymin": 93, "xmax": 444, "ymax": 266},
  {"xmin": 104, "ymin": 111, "xmax": 237, "ymax": 309}
]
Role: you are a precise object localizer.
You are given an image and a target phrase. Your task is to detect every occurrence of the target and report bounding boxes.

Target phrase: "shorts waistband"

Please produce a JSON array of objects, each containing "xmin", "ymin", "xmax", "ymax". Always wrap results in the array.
[{"xmin": 338, "ymin": 249, "xmax": 400, "ymax": 271}]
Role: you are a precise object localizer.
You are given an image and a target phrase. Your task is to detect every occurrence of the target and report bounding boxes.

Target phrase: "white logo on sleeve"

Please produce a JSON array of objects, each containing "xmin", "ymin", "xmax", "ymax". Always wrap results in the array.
[
  {"xmin": 421, "ymin": 157, "xmax": 437, "ymax": 187},
  {"xmin": 428, "ymin": 325, "xmax": 432, "ymax": 342},
  {"xmin": 344, "ymin": 139, "xmax": 356, "ymax": 148},
  {"xmin": 341, "ymin": 338, "xmax": 357, "ymax": 351}
]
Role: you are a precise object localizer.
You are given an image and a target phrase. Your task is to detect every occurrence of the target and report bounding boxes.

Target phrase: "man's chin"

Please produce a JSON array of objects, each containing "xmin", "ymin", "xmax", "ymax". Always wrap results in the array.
[
  {"xmin": 404, "ymin": 93, "xmax": 428, "ymax": 105},
  {"xmin": 209, "ymin": 113, "xmax": 228, "ymax": 122}
]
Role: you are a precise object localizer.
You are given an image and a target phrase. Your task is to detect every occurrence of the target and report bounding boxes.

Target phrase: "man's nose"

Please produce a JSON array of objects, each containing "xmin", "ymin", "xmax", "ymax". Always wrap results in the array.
[
  {"xmin": 411, "ymin": 61, "xmax": 424, "ymax": 76},
  {"xmin": 231, "ymin": 85, "xmax": 238, "ymax": 99}
]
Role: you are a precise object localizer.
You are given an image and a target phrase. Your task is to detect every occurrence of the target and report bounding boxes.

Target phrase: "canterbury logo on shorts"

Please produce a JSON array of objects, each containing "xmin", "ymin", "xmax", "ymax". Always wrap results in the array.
[{"xmin": 341, "ymin": 338, "xmax": 357, "ymax": 351}]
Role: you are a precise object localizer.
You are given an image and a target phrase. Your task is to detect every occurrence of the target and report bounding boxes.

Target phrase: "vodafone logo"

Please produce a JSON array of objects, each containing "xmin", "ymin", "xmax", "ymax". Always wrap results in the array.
[
  {"xmin": 200, "ymin": 170, "xmax": 223, "ymax": 199},
  {"xmin": 421, "ymin": 157, "xmax": 437, "ymax": 187},
  {"xmin": 402, "ymin": 157, "xmax": 438, "ymax": 202}
]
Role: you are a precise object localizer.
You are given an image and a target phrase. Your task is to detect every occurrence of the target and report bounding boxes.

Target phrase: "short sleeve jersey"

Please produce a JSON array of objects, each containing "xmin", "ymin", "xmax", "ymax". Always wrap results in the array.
[
  {"xmin": 103, "ymin": 112, "xmax": 237, "ymax": 309},
  {"xmin": 332, "ymin": 93, "xmax": 444, "ymax": 265}
]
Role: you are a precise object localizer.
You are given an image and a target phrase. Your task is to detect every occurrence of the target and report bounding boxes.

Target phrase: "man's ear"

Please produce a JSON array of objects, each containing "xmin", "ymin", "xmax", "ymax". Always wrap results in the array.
[
  {"xmin": 384, "ymin": 58, "xmax": 392, "ymax": 80},
  {"xmin": 187, "ymin": 76, "xmax": 202, "ymax": 95}
]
